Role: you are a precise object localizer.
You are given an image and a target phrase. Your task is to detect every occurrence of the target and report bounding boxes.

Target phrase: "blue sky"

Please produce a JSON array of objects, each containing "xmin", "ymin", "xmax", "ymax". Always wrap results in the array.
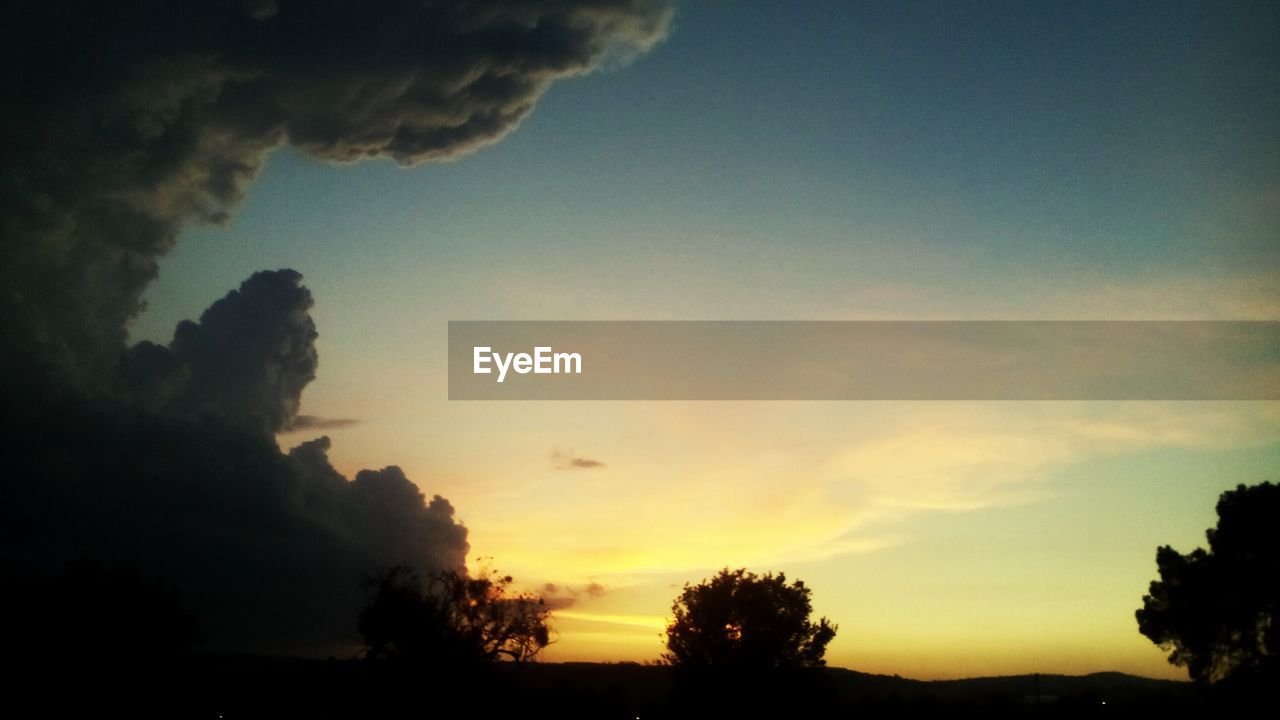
[
  {"xmin": 135, "ymin": 0, "xmax": 1278, "ymax": 342},
  {"xmin": 126, "ymin": 1, "xmax": 1280, "ymax": 677}
]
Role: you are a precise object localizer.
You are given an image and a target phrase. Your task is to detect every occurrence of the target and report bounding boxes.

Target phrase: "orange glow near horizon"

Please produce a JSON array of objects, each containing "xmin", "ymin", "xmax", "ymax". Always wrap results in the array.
[{"xmin": 296, "ymin": 401, "xmax": 1280, "ymax": 681}]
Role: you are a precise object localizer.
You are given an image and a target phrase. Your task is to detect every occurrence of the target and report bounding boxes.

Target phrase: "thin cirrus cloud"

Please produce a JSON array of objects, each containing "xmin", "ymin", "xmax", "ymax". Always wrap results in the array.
[
  {"xmin": 479, "ymin": 402, "xmax": 1280, "ymax": 584},
  {"xmin": 481, "ymin": 400, "xmax": 1280, "ymax": 670}
]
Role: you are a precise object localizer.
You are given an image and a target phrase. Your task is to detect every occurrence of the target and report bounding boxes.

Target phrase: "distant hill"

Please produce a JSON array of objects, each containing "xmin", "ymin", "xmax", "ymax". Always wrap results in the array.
[
  {"xmin": 498, "ymin": 661, "xmax": 1192, "ymax": 713},
  {"xmin": 19, "ymin": 654, "xmax": 1195, "ymax": 718}
]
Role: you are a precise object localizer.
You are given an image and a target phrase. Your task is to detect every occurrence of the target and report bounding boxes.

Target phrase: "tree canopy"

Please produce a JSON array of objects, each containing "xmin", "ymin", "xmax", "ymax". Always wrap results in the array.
[
  {"xmin": 1136, "ymin": 481, "xmax": 1279, "ymax": 684},
  {"xmin": 359, "ymin": 564, "xmax": 551, "ymax": 665},
  {"xmin": 663, "ymin": 567, "xmax": 837, "ymax": 670}
]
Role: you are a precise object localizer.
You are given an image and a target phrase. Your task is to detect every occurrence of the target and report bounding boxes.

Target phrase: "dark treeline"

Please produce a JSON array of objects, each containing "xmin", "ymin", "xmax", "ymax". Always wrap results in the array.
[{"xmin": 4, "ymin": 530, "xmax": 1270, "ymax": 718}]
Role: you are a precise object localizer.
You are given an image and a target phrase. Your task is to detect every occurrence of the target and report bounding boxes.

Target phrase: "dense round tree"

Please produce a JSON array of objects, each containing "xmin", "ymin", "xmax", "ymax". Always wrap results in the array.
[
  {"xmin": 1136, "ymin": 482, "xmax": 1279, "ymax": 684},
  {"xmin": 663, "ymin": 567, "xmax": 837, "ymax": 669}
]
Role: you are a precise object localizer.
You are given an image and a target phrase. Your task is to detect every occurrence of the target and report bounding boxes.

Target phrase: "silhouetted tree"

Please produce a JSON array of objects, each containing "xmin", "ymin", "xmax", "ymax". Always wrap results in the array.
[
  {"xmin": 1137, "ymin": 482, "xmax": 1279, "ymax": 684},
  {"xmin": 359, "ymin": 564, "xmax": 551, "ymax": 665},
  {"xmin": 663, "ymin": 567, "xmax": 837, "ymax": 669}
]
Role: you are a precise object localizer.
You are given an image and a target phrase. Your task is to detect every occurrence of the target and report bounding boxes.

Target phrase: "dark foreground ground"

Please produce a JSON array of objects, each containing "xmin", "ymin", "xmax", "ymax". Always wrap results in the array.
[{"xmin": 20, "ymin": 655, "xmax": 1240, "ymax": 718}]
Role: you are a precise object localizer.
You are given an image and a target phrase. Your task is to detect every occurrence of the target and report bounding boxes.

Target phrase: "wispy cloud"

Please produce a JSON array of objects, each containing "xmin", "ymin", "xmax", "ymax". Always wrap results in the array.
[
  {"xmin": 553, "ymin": 611, "xmax": 668, "ymax": 632},
  {"xmin": 481, "ymin": 402, "xmax": 1280, "ymax": 582}
]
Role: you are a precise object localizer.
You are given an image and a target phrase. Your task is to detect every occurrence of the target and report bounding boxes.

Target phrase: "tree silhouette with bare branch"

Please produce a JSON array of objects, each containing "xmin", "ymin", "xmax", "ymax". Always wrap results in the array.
[{"xmin": 359, "ymin": 564, "xmax": 551, "ymax": 665}]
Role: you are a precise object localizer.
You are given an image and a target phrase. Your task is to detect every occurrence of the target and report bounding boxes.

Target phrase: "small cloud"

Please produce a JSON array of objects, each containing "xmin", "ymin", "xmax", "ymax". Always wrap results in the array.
[
  {"xmin": 539, "ymin": 581, "xmax": 609, "ymax": 610},
  {"xmin": 551, "ymin": 450, "xmax": 607, "ymax": 471},
  {"xmin": 568, "ymin": 457, "xmax": 606, "ymax": 469},
  {"xmin": 285, "ymin": 415, "xmax": 358, "ymax": 432}
]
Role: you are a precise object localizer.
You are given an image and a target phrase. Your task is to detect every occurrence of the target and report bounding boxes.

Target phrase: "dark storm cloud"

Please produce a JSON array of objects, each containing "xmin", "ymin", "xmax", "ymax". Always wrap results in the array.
[
  {"xmin": 1, "ymin": 0, "xmax": 673, "ymax": 382},
  {"xmin": 0, "ymin": 0, "xmax": 672, "ymax": 655},
  {"xmin": 128, "ymin": 269, "xmax": 319, "ymax": 434},
  {"xmin": 6, "ymin": 271, "xmax": 472, "ymax": 654}
]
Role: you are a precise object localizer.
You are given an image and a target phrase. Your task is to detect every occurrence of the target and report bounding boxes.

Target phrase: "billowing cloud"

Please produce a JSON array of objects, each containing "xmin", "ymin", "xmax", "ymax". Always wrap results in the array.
[
  {"xmin": 125, "ymin": 269, "xmax": 319, "ymax": 433},
  {"xmin": 5, "ymin": 271, "xmax": 472, "ymax": 654},
  {"xmin": 1, "ymin": 0, "xmax": 673, "ymax": 384},
  {"xmin": 0, "ymin": 0, "xmax": 672, "ymax": 655}
]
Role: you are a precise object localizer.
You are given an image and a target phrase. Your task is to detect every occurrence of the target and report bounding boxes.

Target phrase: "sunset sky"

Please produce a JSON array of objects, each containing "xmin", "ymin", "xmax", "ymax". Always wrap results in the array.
[{"xmin": 121, "ymin": 1, "xmax": 1280, "ymax": 679}]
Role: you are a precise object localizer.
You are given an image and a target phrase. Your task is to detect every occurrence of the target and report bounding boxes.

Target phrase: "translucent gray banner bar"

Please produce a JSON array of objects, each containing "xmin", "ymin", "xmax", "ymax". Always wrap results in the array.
[{"xmin": 448, "ymin": 321, "xmax": 1280, "ymax": 400}]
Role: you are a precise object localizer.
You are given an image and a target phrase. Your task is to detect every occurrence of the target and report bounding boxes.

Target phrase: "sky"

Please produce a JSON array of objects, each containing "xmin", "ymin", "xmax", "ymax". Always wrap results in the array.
[{"xmin": 112, "ymin": 0, "xmax": 1280, "ymax": 679}]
